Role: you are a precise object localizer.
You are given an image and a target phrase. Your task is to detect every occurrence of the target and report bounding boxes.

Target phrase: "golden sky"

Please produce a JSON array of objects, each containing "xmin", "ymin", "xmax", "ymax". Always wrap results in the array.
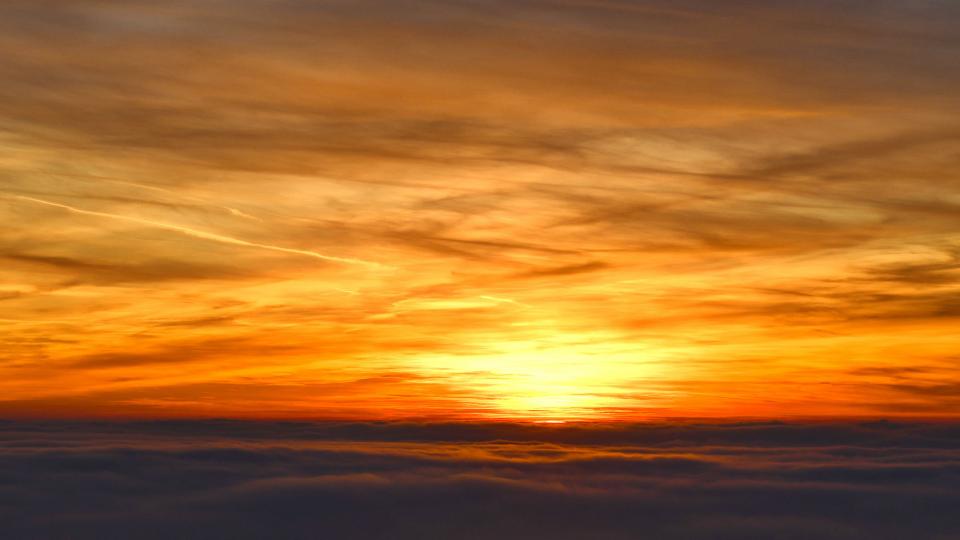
[{"xmin": 2, "ymin": 0, "xmax": 959, "ymax": 420}]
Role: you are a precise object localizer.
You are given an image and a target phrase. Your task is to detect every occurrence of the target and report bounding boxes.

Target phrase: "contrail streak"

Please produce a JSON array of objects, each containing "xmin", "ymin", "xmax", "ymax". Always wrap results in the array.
[
  {"xmin": 54, "ymin": 174, "xmax": 265, "ymax": 221},
  {"xmin": 8, "ymin": 195, "xmax": 385, "ymax": 269}
]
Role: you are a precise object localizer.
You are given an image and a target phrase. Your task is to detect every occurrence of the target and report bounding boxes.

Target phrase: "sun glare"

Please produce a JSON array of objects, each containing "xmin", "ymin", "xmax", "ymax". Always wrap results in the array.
[{"xmin": 409, "ymin": 330, "xmax": 670, "ymax": 421}]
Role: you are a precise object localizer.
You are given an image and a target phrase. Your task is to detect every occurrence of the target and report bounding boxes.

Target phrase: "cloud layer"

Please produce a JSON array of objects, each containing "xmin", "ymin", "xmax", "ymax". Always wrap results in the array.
[{"xmin": 2, "ymin": 420, "xmax": 960, "ymax": 539}]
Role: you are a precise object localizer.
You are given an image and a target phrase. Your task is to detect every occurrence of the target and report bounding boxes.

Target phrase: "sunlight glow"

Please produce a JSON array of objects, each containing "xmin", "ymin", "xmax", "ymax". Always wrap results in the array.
[{"xmin": 409, "ymin": 330, "xmax": 672, "ymax": 421}]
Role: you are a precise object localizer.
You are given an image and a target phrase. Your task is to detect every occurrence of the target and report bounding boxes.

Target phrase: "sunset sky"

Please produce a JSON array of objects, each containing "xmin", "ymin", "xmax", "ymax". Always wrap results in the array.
[{"xmin": 2, "ymin": 0, "xmax": 959, "ymax": 421}]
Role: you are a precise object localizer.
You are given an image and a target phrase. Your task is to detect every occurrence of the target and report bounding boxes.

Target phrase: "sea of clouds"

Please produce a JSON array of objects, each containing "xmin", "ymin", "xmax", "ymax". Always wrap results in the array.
[{"xmin": 2, "ymin": 420, "xmax": 958, "ymax": 539}]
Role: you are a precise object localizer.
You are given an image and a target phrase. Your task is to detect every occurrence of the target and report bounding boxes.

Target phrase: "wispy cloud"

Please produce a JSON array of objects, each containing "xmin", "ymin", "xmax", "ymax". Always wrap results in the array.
[{"xmin": 7, "ymin": 195, "xmax": 385, "ymax": 268}]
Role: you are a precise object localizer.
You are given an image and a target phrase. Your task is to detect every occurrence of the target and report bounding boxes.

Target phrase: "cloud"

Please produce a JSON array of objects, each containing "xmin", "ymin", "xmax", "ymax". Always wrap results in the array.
[
  {"xmin": 1, "ymin": 251, "xmax": 251, "ymax": 285},
  {"xmin": 860, "ymin": 249, "xmax": 960, "ymax": 286},
  {"xmin": 6, "ymin": 195, "xmax": 384, "ymax": 268},
  {"xmin": 1, "ymin": 421, "xmax": 959, "ymax": 539},
  {"xmin": 512, "ymin": 261, "xmax": 611, "ymax": 279}
]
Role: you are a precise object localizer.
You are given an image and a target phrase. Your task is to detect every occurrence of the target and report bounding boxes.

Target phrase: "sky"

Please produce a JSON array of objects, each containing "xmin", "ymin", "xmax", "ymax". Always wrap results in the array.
[{"xmin": 2, "ymin": 0, "xmax": 960, "ymax": 421}]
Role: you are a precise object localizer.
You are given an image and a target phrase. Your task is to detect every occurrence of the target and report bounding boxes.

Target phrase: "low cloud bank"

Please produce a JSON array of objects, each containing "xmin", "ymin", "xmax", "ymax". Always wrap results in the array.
[{"xmin": 2, "ymin": 420, "xmax": 958, "ymax": 539}]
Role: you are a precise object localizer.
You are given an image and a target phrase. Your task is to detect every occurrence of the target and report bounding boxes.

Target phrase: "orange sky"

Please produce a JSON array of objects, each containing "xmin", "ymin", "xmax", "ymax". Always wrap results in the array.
[{"xmin": 2, "ymin": 0, "xmax": 959, "ymax": 420}]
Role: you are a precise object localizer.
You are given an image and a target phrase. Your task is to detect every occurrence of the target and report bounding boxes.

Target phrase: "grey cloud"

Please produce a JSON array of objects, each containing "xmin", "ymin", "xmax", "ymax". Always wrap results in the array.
[
  {"xmin": 860, "ymin": 249, "xmax": 960, "ymax": 286},
  {"xmin": 2, "ymin": 420, "xmax": 960, "ymax": 539},
  {"xmin": 512, "ymin": 261, "xmax": 611, "ymax": 279},
  {"xmin": 2, "ymin": 252, "xmax": 253, "ymax": 285}
]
